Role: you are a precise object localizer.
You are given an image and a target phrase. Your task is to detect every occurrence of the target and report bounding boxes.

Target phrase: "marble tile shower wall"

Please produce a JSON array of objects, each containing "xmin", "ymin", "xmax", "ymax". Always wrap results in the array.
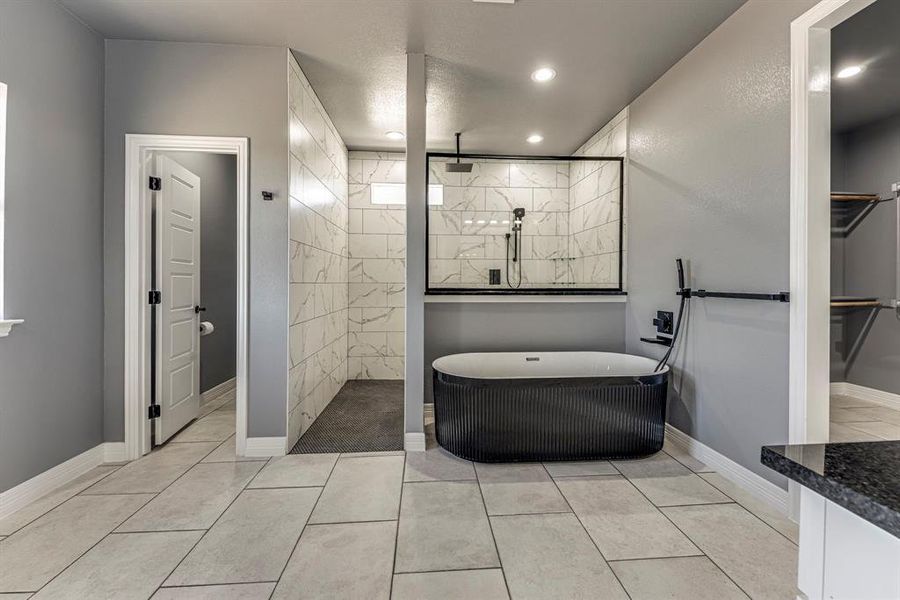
[
  {"xmin": 428, "ymin": 158, "xmax": 571, "ymax": 288},
  {"xmin": 569, "ymin": 107, "xmax": 628, "ymax": 288},
  {"xmin": 347, "ymin": 152, "xmax": 406, "ymax": 380},
  {"xmin": 288, "ymin": 55, "xmax": 350, "ymax": 446}
]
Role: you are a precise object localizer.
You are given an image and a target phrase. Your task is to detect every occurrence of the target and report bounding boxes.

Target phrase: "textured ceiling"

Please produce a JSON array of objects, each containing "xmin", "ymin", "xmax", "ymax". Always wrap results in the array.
[
  {"xmin": 831, "ymin": 0, "xmax": 900, "ymax": 133},
  {"xmin": 61, "ymin": 0, "xmax": 745, "ymax": 154}
]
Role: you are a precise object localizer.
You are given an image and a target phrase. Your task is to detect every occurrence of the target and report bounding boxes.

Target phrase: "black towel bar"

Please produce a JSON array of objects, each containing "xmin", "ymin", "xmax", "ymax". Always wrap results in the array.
[{"xmin": 676, "ymin": 289, "xmax": 790, "ymax": 302}]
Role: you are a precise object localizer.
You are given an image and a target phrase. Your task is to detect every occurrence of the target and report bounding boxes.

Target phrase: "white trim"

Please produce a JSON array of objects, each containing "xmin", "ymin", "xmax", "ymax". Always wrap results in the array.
[
  {"xmin": 124, "ymin": 134, "xmax": 249, "ymax": 461},
  {"xmin": 244, "ymin": 437, "xmax": 287, "ymax": 458},
  {"xmin": 0, "ymin": 442, "xmax": 122, "ymax": 520},
  {"xmin": 788, "ymin": 0, "xmax": 875, "ymax": 519},
  {"xmin": 0, "ymin": 82, "xmax": 7, "ymax": 321},
  {"xmin": 0, "ymin": 318, "xmax": 23, "ymax": 337},
  {"xmin": 102, "ymin": 442, "xmax": 127, "ymax": 464},
  {"xmin": 830, "ymin": 382, "xmax": 900, "ymax": 411},
  {"xmin": 201, "ymin": 377, "xmax": 236, "ymax": 406},
  {"xmin": 424, "ymin": 295, "xmax": 627, "ymax": 304},
  {"xmin": 404, "ymin": 432, "xmax": 426, "ymax": 452},
  {"xmin": 665, "ymin": 424, "xmax": 790, "ymax": 516}
]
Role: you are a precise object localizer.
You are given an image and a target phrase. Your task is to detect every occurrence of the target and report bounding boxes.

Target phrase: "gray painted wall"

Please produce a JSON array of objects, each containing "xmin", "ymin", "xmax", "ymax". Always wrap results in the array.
[
  {"xmin": 624, "ymin": 0, "xmax": 817, "ymax": 488},
  {"xmin": 163, "ymin": 152, "xmax": 237, "ymax": 394},
  {"xmin": 424, "ymin": 303, "xmax": 626, "ymax": 403},
  {"xmin": 0, "ymin": 1, "xmax": 105, "ymax": 491},
  {"xmin": 104, "ymin": 41, "xmax": 289, "ymax": 439},
  {"xmin": 831, "ymin": 114, "xmax": 900, "ymax": 393}
]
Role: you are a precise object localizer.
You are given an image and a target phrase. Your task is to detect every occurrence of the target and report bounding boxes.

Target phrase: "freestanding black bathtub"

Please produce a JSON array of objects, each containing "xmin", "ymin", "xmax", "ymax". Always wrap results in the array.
[{"xmin": 432, "ymin": 351, "xmax": 668, "ymax": 462}]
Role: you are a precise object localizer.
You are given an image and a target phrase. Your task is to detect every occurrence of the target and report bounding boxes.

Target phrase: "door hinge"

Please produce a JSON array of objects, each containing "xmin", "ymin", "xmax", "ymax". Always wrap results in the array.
[
  {"xmin": 148, "ymin": 176, "xmax": 162, "ymax": 191},
  {"xmin": 148, "ymin": 404, "xmax": 161, "ymax": 419},
  {"xmin": 148, "ymin": 290, "xmax": 161, "ymax": 305}
]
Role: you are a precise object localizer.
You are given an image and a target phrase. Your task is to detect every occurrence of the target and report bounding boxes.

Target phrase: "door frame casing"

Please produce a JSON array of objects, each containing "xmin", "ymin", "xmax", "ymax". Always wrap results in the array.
[
  {"xmin": 124, "ymin": 134, "xmax": 249, "ymax": 460},
  {"xmin": 788, "ymin": 0, "xmax": 875, "ymax": 515}
]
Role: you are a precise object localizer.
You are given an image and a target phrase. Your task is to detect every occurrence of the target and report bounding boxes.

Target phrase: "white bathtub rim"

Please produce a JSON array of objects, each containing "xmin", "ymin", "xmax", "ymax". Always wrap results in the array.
[{"xmin": 432, "ymin": 351, "xmax": 668, "ymax": 380}]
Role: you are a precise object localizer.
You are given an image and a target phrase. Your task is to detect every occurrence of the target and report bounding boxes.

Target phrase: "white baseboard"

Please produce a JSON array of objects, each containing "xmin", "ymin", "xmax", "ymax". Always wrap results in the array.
[
  {"xmin": 830, "ymin": 382, "xmax": 900, "ymax": 411},
  {"xmin": 102, "ymin": 442, "xmax": 127, "ymax": 464},
  {"xmin": 665, "ymin": 424, "xmax": 790, "ymax": 516},
  {"xmin": 404, "ymin": 432, "xmax": 426, "ymax": 452},
  {"xmin": 201, "ymin": 377, "xmax": 236, "ymax": 406},
  {"xmin": 0, "ymin": 442, "xmax": 126, "ymax": 521},
  {"xmin": 244, "ymin": 436, "xmax": 286, "ymax": 458}
]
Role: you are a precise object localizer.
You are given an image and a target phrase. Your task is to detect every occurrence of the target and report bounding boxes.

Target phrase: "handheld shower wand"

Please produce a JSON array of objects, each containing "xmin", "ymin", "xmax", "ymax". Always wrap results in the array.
[
  {"xmin": 505, "ymin": 208, "xmax": 526, "ymax": 287},
  {"xmin": 655, "ymin": 258, "xmax": 689, "ymax": 372}
]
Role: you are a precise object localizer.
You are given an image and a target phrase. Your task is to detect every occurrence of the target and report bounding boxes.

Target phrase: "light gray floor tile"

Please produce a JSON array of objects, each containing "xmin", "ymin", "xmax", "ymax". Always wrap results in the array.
[
  {"xmin": 118, "ymin": 462, "xmax": 262, "ymax": 532},
  {"xmin": 610, "ymin": 556, "xmax": 749, "ymax": 600},
  {"xmin": 404, "ymin": 446, "xmax": 475, "ymax": 482},
  {"xmin": 339, "ymin": 451, "xmax": 406, "ymax": 457},
  {"xmin": 166, "ymin": 487, "xmax": 320, "ymax": 585},
  {"xmin": 154, "ymin": 583, "xmax": 276, "ymax": 599},
  {"xmin": 308, "ymin": 456, "xmax": 403, "ymax": 523},
  {"xmin": 844, "ymin": 420, "xmax": 900, "ymax": 440},
  {"xmin": 248, "ymin": 454, "xmax": 338, "ymax": 488},
  {"xmin": 272, "ymin": 521, "xmax": 395, "ymax": 600},
  {"xmin": 0, "ymin": 494, "xmax": 153, "ymax": 593},
  {"xmin": 830, "ymin": 422, "xmax": 880, "ymax": 442},
  {"xmin": 699, "ymin": 472, "xmax": 799, "ymax": 544},
  {"xmin": 202, "ymin": 436, "xmax": 268, "ymax": 463},
  {"xmin": 631, "ymin": 473, "xmax": 732, "ymax": 507},
  {"xmin": 391, "ymin": 569, "xmax": 509, "ymax": 600},
  {"xmin": 542, "ymin": 460, "xmax": 618, "ymax": 478},
  {"xmin": 0, "ymin": 466, "xmax": 120, "ymax": 535},
  {"xmin": 854, "ymin": 406, "xmax": 900, "ymax": 426},
  {"xmin": 474, "ymin": 463, "xmax": 569, "ymax": 516},
  {"xmin": 829, "ymin": 407, "xmax": 876, "ymax": 423},
  {"xmin": 31, "ymin": 531, "xmax": 201, "ymax": 600},
  {"xmin": 662, "ymin": 440, "xmax": 715, "ymax": 473},
  {"xmin": 84, "ymin": 442, "xmax": 220, "ymax": 494},
  {"xmin": 830, "ymin": 394, "xmax": 879, "ymax": 409},
  {"xmin": 491, "ymin": 513, "xmax": 628, "ymax": 600},
  {"xmin": 395, "ymin": 481, "xmax": 499, "ymax": 573},
  {"xmin": 0, "ymin": 594, "xmax": 32, "ymax": 599},
  {"xmin": 612, "ymin": 452, "xmax": 691, "ymax": 478},
  {"xmin": 198, "ymin": 390, "xmax": 236, "ymax": 418},
  {"xmin": 556, "ymin": 476, "xmax": 700, "ymax": 560},
  {"xmin": 173, "ymin": 411, "xmax": 236, "ymax": 443},
  {"xmin": 613, "ymin": 453, "xmax": 730, "ymax": 506},
  {"xmin": 663, "ymin": 503, "xmax": 798, "ymax": 600}
]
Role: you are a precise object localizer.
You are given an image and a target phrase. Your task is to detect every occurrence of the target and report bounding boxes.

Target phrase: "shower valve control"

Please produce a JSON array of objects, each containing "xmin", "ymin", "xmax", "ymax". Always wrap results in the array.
[{"xmin": 653, "ymin": 311, "xmax": 674, "ymax": 336}]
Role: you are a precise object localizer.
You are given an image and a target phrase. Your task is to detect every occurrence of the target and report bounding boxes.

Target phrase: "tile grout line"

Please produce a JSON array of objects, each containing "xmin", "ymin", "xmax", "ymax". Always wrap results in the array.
[
  {"xmin": 388, "ymin": 451, "xmax": 407, "ymax": 597},
  {"xmin": 473, "ymin": 464, "xmax": 512, "ymax": 600},
  {"xmin": 266, "ymin": 454, "xmax": 340, "ymax": 599},
  {"xmin": 623, "ymin": 473, "xmax": 754, "ymax": 600},
  {"xmin": 25, "ymin": 488, "xmax": 163, "ymax": 596},
  {"xmin": 541, "ymin": 463, "xmax": 633, "ymax": 600},
  {"xmin": 149, "ymin": 458, "xmax": 268, "ymax": 597},
  {"xmin": 697, "ymin": 473, "xmax": 800, "ymax": 548},
  {"xmin": 0, "ymin": 464, "xmax": 125, "ymax": 538}
]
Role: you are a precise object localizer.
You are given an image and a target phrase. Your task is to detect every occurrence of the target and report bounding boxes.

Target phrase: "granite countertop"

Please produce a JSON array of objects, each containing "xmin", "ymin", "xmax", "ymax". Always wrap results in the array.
[{"xmin": 761, "ymin": 440, "xmax": 900, "ymax": 538}]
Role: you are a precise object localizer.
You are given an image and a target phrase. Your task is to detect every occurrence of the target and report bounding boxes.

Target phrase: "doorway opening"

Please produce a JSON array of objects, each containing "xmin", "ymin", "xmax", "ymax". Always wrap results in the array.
[
  {"xmin": 150, "ymin": 151, "xmax": 239, "ymax": 448},
  {"xmin": 124, "ymin": 135, "xmax": 249, "ymax": 461}
]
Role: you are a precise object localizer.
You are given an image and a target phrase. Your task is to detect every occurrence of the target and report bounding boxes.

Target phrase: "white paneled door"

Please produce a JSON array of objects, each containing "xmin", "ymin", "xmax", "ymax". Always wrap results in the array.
[{"xmin": 154, "ymin": 154, "xmax": 201, "ymax": 443}]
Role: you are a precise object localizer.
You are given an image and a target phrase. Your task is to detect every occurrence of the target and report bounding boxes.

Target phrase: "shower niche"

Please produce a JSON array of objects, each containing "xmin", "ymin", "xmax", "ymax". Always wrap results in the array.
[{"xmin": 425, "ymin": 153, "xmax": 624, "ymax": 294}]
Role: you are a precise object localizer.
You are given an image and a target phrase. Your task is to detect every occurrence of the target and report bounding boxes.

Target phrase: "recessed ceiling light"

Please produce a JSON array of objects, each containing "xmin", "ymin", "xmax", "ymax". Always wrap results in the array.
[
  {"xmin": 531, "ymin": 67, "xmax": 557, "ymax": 83},
  {"xmin": 835, "ymin": 65, "xmax": 864, "ymax": 79},
  {"xmin": 385, "ymin": 131, "xmax": 405, "ymax": 140},
  {"xmin": 526, "ymin": 134, "xmax": 544, "ymax": 144}
]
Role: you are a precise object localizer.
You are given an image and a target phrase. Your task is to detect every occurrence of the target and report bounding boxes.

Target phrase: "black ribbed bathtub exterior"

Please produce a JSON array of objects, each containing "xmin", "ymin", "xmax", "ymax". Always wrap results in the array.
[{"xmin": 433, "ymin": 370, "xmax": 668, "ymax": 462}]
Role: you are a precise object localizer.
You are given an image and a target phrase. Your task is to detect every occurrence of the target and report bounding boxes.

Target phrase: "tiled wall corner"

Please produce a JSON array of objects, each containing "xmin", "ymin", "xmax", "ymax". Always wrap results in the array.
[
  {"xmin": 288, "ymin": 54, "xmax": 350, "ymax": 448},
  {"xmin": 347, "ymin": 151, "xmax": 406, "ymax": 380},
  {"xmin": 570, "ymin": 106, "xmax": 628, "ymax": 288}
]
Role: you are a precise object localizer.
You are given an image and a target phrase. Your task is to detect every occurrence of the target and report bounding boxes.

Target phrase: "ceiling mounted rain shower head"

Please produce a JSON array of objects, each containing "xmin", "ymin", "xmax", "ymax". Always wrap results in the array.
[{"xmin": 446, "ymin": 132, "xmax": 474, "ymax": 173}]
